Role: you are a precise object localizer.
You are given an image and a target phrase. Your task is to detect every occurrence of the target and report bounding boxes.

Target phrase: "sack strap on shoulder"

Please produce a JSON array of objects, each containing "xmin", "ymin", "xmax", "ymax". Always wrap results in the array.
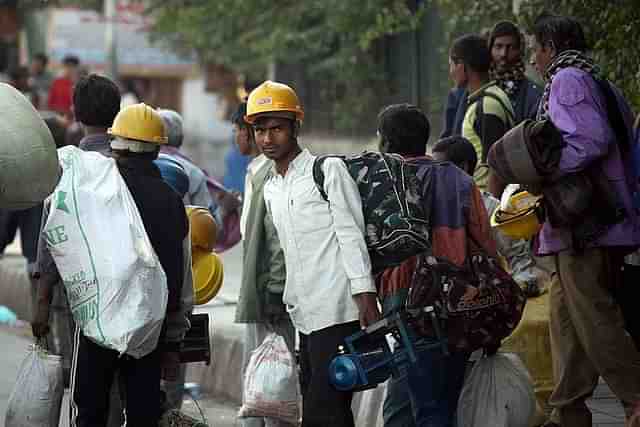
[{"xmin": 312, "ymin": 156, "xmax": 331, "ymax": 202}]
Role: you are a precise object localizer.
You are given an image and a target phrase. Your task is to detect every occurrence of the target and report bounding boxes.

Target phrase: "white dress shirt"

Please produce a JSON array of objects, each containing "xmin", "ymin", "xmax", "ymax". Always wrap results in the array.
[{"xmin": 263, "ymin": 148, "xmax": 375, "ymax": 334}]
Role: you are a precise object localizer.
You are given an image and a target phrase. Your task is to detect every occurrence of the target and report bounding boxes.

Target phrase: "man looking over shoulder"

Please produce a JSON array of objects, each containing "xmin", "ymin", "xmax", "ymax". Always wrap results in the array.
[{"xmin": 246, "ymin": 80, "xmax": 380, "ymax": 427}]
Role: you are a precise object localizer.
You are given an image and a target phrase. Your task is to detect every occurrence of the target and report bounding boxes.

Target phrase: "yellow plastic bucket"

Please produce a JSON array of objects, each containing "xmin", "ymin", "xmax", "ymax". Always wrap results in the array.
[
  {"xmin": 186, "ymin": 206, "xmax": 217, "ymax": 252},
  {"xmin": 192, "ymin": 249, "xmax": 223, "ymax": 305}
]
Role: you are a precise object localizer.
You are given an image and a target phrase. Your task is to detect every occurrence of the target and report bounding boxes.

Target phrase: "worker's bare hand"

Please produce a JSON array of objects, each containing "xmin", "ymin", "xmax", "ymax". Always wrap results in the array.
[
  {"xmin": 353, "ymin": 292, "xmax": 381, "ymax": 329},
  {"xmin": 31, "ymin": 301, "xmax": 50, "ymax": 339}
]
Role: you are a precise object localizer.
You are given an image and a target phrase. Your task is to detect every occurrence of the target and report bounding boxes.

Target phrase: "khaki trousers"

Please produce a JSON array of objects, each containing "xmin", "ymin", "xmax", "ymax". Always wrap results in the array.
[{"xmin": 549, "ymin": 247, "xmax": 640, "ymax": 426}]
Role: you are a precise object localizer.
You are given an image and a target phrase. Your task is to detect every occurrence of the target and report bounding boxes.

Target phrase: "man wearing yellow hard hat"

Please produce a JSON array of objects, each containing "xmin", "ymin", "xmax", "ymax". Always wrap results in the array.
[
  {"xmin": 34, "ymin": 103, "xmax": 191, "ymax": 427},
  {"xmin": 233, "ymin": 100, "xmax": 295, "ymax": 427},
  {"xmin": 247, "ymin": 81, "xmax": 380, "ymax": 426}
]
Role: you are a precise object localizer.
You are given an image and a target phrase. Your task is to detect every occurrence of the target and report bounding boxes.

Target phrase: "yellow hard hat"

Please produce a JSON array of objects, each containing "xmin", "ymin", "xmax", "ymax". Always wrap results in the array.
[
  {"xmin": 245, "ymin": 80, "xmax": 304, "ymax": 124},
  {"xmin": 108, "ymin": 103, "xmax": 168, "ymax": 145},
  {"xmin": 491, "ymin": 191, "xmax": 543, "ymax": 240},
  {"xmin": 186, "ymin": 206, "xmax": 217, "ymax": 252},
  {"xmin": 192, "ymin": 248, "xmax": 223, "ymax": 305}
]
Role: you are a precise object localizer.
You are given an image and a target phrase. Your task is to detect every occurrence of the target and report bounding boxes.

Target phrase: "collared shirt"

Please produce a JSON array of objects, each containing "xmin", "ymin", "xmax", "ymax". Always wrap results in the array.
[
  {"xmin": 263, "ymin": 148, "xmax": 375, "ymax": 334},
  {"xmin": 78, "ymin": 133, "xmax": 111, "ymax": 155},
  {"xmin": 538, "ymin": 67, "xmax": 640, "ymax": 254},
  {"xmin": 241, "ymin": 154, "xmax": 270, "ymax": 237}
]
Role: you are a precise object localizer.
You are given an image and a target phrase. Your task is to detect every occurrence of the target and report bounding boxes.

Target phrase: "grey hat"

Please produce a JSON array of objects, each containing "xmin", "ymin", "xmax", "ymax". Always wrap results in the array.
[{"xmin": 158, "ymin": 109, "xmax": 184, "ymax": 148}]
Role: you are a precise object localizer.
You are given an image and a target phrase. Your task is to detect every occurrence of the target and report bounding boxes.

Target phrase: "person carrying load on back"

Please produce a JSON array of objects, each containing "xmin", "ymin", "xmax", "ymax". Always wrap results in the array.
[
  {"xmin": 526, "ymin": 13, "xmax": 640, "ymax": 427},
  {"xmin": 374, "ymin": 104, "xmax": 497, "ymax": 427},
  {"xmin": 32, "ymin": 103, "xmax": 190, "ymax": 427},
  {"xmin": 246, "ymin": 80, "xmax": 380, "ymax": 427},
  {"xmin": 432, "ymin": 135, "xmax": 548, "ymax": 296},
  {"xmin": 449, "ymin": 34, "xmax": 515, "ymax": 196}
]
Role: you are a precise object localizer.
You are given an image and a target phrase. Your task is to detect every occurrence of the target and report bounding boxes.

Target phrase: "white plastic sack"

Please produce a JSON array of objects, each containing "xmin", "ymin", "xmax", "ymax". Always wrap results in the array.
[
  {"xmin": 457, "ymin": 352, "xmax": 536, "ymax": 427},
  {"xmin": 5, "ymin": 344, "xmax": 64, "ymax": 427},
  {"xmin": 43, "ymin": 146, "xmax": 168, "ymax": 358},
  {"xmin": 0, "ymin": 83, "xmax": 59, "ymax": 209},
  {"xmin": 239, "ymin": 333, "xmax": 300, "ymax": 425}
]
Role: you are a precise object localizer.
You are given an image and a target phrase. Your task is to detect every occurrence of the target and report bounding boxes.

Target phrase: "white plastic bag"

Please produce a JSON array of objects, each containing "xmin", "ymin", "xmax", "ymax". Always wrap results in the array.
[
  {"xmin": 457, "ymin": 352, "xmax": 535, "ymax": 427},
  {"xmin": 238, "ymin": 333, "xmax": 300, "ymax": 425},
  {"xmin": 43, "ymin": 146, "xmax": 168, "ymax": 358},
  {"xmin": 5, "ymin": 344, "xmax": 64, "ymax": 427},
  {"xmin": 0, "ymin": 83, "xmax": 60, "ymax": 210}
]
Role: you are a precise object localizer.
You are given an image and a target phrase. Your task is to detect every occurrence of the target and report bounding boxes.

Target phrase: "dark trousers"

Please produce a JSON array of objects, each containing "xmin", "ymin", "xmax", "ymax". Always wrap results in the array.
[
  {"xmin": 299, "ymin": 321, "xmax": 361, "ymax": 427},
  {"xmin": 70, "ymin": 328, "xmax": 162, "ymax": 427}
]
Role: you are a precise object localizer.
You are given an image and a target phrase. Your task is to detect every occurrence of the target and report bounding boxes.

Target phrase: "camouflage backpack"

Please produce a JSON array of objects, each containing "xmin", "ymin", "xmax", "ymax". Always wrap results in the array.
[
  {"xmin": 406, "ymin": 249, "xmax": 526, "ymax": 353},
  {"xmin": 313, "ymin": 151, "xmax": 430, "ymax": 272}
]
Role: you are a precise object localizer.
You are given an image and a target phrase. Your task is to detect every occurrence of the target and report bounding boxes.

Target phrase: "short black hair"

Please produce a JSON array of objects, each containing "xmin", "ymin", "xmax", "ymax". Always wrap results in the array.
[
  {"xmin": 377, "ymin": 103, "xmax": 430, "ymax": 157},
  {"xmin": 450, "ymin": 34, "xmax": 491, "ymax": 74},
  {"xmin": 532, "ymin": 12, "xmax": 588, "ymax": 53},
  {"xmin": 62, "ymin": 55, "xmax": 80, "ymax": 66},
  {"xmin": 33, "ymin": 53, "xmax": 48, "ymax": 67},
  {"xmin": 44, "ymin": 117, "xmax": 68, "ymax": 148},
  {"xmin": 73, "ymin": 74, "xmax": 121, "ymax": 127},
  {"xmin": 231, "ymin": 102, "xmax": 248, "ymax": 126},
  {"xmin": 489, "ymin": 21, "xmax": 523, "ymax": 51},
  {"xmin": 432, "ymin": 136, "xmax": 478, "ymax": 174}
]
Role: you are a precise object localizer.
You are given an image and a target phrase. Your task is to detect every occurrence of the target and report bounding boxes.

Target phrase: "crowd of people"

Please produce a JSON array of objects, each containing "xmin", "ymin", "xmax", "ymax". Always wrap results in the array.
[
  {"xmin": 233, "ymin": 11, "xmax": 640, "ymax": 427},
  {"xmin": 3, "ymin": 9, "xmax": 638, "ymax": 427}
]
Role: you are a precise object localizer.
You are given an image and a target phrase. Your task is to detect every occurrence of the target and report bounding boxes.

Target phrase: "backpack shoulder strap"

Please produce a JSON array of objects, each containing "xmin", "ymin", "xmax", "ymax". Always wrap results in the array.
[
  {"xmin": 472, "ymin": 90, "xmax": 516, "ymax": 161},
  {"xmin": 480, "ymin": 91, "xmax": 515, "ymax": 125},
  {"xmin": 312, "ymin": 155, "xmax": 331, "ymax": 202}
]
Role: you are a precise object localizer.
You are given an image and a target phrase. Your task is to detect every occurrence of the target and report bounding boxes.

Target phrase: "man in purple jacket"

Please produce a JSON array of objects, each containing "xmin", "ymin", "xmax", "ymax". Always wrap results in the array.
[{"xmin": 531, "ymin": 13, "xmax": 640, "ymax": 427}]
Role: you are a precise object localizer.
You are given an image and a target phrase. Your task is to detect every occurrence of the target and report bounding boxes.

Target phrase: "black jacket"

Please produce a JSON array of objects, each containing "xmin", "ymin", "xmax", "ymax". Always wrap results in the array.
[{"xmin": 116, "ymin": 157, "xmax": 188, "ymax": 314}]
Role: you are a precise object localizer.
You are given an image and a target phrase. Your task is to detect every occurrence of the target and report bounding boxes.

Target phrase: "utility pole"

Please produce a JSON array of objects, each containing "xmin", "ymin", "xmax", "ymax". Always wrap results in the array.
[
  {"xmin": 412, "ymin": 0, "xmax": 424, "ymax": 108},
  {"xmin": 104, "ymin": 0, "xmax": 118, "ymax": 80}
]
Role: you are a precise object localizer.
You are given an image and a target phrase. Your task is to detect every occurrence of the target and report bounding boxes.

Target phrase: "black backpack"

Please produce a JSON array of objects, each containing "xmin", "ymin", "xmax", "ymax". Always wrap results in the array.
[{"xmin": 312, "ymin": 151, "xmax": 430, "ymax": 272}]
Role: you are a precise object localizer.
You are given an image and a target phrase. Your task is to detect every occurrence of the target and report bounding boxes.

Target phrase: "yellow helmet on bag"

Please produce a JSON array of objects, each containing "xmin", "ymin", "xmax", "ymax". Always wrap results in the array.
[
  {"xmin": 186, "ymin": 206, "xmax": 217, "ymax": 252},
  {"xmin": 108, "ymin": 103, "xmax": 168, "ymax": 144},
  {"xmin": 192, "ymin": 249, "xmax": 224, "ymax": 305},
  {"xmin": 245, "ymin": 80, "xmax": 304, "ymax": 124},
  {"xmin": 491, "ymin": 191, "xmax": 543, "ymax": 240}
]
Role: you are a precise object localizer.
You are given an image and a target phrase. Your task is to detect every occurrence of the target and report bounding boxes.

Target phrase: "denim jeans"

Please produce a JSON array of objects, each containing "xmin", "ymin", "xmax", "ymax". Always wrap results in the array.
[{"xmin": 382, "ymin": 294, "xmax": 469, "ymax": 427}]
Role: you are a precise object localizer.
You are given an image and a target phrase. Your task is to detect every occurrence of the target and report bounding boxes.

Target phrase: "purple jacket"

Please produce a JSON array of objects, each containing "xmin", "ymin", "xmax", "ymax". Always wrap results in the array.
[{"xmin": 538, "ymin": 67, "xmax": 640, "ymax": 255}]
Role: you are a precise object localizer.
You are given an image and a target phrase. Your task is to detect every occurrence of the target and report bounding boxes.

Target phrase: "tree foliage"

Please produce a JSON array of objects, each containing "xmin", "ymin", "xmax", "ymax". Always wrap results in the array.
[{"xmin": 148, "ymin": 0, "xmax": 425, "ymax": 132}]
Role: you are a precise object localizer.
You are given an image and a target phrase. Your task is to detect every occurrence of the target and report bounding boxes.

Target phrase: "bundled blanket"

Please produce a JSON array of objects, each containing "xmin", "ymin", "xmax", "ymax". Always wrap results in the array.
[{"xmin": 488, "ymin": 119, "xmax": 564, "ymax": 185}]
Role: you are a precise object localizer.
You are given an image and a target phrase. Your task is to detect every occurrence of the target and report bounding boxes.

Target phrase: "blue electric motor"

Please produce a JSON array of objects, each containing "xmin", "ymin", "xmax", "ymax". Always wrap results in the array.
[{"xmin": 329, "ymin": 310, "xmax": 446, "ymax": 392}]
